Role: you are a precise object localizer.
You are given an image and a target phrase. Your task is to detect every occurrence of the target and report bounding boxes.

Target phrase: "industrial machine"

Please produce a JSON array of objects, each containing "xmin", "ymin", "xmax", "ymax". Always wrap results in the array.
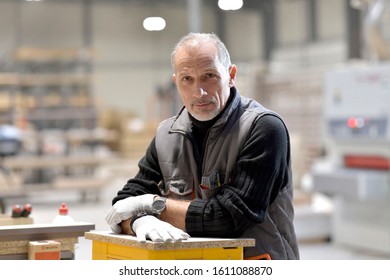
[{"xmin": 311, "ymin": 62, "xmax": 390, "ymax": 254}]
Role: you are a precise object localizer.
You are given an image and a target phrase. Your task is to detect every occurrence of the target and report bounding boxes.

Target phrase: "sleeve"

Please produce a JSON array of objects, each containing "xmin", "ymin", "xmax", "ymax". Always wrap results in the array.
[
  {"xmin": 185, "ymin": 114, "xmax": 292, "ymax": 238},
  {"xmin": 111, "ymin": 137, "xmax": 163, "ymax": 205}
]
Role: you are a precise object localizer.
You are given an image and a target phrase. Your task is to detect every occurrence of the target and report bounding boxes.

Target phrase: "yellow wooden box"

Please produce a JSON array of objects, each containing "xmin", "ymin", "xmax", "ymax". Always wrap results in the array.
[{"xmin": 85, "ymin": 231, "xmax": 255, "ymax": 260}]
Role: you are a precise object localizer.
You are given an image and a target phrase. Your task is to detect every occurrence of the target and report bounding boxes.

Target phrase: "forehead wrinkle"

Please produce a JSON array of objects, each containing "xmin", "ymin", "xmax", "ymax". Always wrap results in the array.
[{"xmin": 175, "ymin": 53, "xmax": 219, "ymax": 76}]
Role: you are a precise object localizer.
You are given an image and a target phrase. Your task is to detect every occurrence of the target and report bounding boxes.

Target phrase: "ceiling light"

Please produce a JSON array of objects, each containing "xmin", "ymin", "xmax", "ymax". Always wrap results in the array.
[
  {"xmin": 218, "ymin": 0, "xmax": 243, "ymax": 11},
  {"xmin": 143, "ymin": 17, "xmax": 166, "ymax": 31}
]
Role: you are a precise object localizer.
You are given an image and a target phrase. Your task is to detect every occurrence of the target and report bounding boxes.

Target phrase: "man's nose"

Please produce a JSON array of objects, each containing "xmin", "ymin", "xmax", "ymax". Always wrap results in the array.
[{"xmin": 195, "ymin": 86, "xmax": 207, "ymax": 97}]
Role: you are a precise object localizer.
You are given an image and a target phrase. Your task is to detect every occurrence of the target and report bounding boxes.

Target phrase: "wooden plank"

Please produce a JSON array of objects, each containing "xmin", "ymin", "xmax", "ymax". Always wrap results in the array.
[
  {"xmin": 14, "ymin": 47, "xmax": 95, "ymax": 62},
  {"xmin": 85, "ymin": 231, "xmax": 255, "ymax": 251},
  {"xmin": 0, "ymin": 215, "xmax": 33, "ymax": 226},
  {"xmin": 3, "ymin": 156, "xmax": 104, "ymax": 169},
  {"xmin": 0, "ymin": 222, "xmax": 95, "ymax": 242}
]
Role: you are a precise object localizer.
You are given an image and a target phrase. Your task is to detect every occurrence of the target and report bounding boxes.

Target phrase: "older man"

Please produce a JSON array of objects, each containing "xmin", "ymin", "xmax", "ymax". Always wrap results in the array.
[{"xmin": 106, "ymin": 33, "xmax": 299, "ymax": 260}]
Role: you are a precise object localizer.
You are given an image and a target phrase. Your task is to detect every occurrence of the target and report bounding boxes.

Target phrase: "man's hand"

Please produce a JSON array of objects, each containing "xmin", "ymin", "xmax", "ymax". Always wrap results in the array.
[
  {"xmin": 105, "ymin": 194, "xmax": 155, "ymax": 233},
  {"xmin": 132, "ymin": 215, "xmax": 190, "ymax": 243}
]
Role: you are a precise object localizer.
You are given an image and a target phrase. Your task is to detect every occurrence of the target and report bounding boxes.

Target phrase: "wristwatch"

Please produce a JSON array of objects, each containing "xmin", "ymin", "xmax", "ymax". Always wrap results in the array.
[{"xmin": 152, "ymin": 196, "xmax": 167, "ymax": 216}]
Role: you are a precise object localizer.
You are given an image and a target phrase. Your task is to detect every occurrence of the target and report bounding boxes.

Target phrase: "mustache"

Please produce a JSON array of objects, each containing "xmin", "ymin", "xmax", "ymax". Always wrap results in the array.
[{"xmin": 191, "ymin": 98, "xmax": 216, "ymax": 106}]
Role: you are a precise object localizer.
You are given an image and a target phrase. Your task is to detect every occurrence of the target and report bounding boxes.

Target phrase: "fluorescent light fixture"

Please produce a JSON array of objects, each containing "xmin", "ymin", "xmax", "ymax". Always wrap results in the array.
[
  {"xmin": 218, "ymin": 0, "xmax": 243, "ymax": 11},
  {"xmin": 143, "ymin": 17, "xmax": 166, "ymax": 31}
]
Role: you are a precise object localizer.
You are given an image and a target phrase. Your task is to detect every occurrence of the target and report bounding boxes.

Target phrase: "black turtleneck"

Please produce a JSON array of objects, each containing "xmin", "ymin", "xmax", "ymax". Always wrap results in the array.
[{"xmin": 188, "ymin": 92, "xmax": 234, "ymax": 158}]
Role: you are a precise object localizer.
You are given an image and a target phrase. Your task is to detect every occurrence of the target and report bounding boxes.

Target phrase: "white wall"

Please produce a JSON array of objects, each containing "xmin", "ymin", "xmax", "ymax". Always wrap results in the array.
[
  {"xmin": 0, "ymin": 0, "xmax": 347, "ymax": 120},
  {"xmin": 19, "ymin": 1, "xmax": 83, "ymax": 47},
  {"xmin": 317, "ymin": 0, "xmax": 346, "ymax": 40},
  {"xmin": 277, "ymin": 0, "xmax": 308, "ymax": 45},
  {"xmin": 226, "ymin": 9, "xmax": 263, "ymax": 62},
  {"xmin": 276, "ymin": 0, "xmax": 346, "ymax": 46},
  {"xmin": 0, "ymin": 2, "xmax": 18, "ymax": 60}
]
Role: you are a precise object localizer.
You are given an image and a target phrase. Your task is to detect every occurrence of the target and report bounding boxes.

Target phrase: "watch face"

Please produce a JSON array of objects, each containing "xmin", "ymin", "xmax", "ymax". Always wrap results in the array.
[{"xmin": 153, "ymin": 199, "xmax": 166, "ymax": 213}]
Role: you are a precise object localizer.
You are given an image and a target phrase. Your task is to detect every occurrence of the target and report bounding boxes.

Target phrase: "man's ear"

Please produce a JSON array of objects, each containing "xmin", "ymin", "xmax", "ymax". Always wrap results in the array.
[
  {"xmin": 229, "ymin": 65, "xmax": 237, "ymax": 87},
  {"xmin": 172, "ymin": 74, "xmax": 177, "ymax": 83}
]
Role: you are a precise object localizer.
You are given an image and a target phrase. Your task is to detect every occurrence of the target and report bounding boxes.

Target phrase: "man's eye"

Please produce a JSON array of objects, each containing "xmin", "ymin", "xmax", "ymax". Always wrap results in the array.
[
  {"xmin": 205, "ymin": 73, "xmax": 216, "ymax": 79},
  {"xmin": 182, "ymin": 76, "xmax": 193, "ymax": 82}
]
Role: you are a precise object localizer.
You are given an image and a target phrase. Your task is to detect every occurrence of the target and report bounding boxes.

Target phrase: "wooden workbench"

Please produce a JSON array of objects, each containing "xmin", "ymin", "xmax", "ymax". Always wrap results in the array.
[
  {"xmin": 0, "ymin": 222, "xmax": 95, "ymax": 260},
  {"xmin": 85, "ymin": 231, "xmax": 255, "ymax": 260}
]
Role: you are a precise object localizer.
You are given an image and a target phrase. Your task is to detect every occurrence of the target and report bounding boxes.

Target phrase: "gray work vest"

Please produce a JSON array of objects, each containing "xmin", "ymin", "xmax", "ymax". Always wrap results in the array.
[{"xmin": 155, "ymin": 92, "xmax": 299, "ymax": 260}]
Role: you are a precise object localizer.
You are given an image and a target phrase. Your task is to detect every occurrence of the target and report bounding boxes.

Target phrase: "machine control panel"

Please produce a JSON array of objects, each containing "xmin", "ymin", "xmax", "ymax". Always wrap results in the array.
[
  {"xmin": 324, "ymin": 63, "xmax": 390, "ymax": 141},
  {"xmin": 328, "ymin": 117, "xmax": 387, "ymax": 139}
]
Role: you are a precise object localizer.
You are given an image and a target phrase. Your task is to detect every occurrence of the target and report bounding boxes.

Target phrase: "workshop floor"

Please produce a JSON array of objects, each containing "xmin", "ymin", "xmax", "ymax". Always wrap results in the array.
[{"xmin": 3, "ymin": 159, "xmax": 390, "ymax": 260}]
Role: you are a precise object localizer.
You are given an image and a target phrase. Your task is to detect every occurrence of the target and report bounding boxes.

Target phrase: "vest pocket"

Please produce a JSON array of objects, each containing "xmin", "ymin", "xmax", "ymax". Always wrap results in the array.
[
  {"xmin": 164, "ymin": 177, "xmax": 193, "ymax": 199},
  {"xmin": 198, "ymin": 171, "xmax": 229, "ymax": 199},
  {"xmin": 198, "ymin": 186, "xmax": 220, "ymax": 200}
]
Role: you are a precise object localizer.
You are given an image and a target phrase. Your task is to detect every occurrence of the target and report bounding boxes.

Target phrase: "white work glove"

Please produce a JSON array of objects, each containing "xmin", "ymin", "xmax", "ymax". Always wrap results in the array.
[
  {"xmin": 105, "ymin": 194, "xmax": 156, "ymax": 233},
  {"xmin": 132, "ymin": 215, "xmax": 190, "ymax": 243}
]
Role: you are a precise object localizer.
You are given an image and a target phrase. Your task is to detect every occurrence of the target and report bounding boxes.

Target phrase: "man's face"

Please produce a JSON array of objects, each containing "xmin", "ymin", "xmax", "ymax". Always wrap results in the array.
[{"xmin": 172, "ymin": 42, "xmax": 236, "ymax": 121}]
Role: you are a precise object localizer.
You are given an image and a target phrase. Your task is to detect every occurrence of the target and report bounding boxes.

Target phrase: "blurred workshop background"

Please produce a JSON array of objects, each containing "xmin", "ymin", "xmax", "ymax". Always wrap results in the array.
[{"xmin": 0, "ymin": 0, "xmax": 390, "ymax": 260}]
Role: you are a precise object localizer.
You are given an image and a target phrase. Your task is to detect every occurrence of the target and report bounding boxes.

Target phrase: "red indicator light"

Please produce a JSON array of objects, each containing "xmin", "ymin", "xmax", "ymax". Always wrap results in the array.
[
  {"xmin": 347, "ymin": 117, "xmax": 356, "ymax": 128},
  {"xmin": 347, "ymin": 117, "xmax": 365, "ymax": 129}
]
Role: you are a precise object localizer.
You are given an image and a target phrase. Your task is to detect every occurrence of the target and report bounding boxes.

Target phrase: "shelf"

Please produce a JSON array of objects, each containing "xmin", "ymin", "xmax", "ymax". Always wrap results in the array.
[
  {"xmin": 0, "ymin": 73, "xmax": 91, "ymax": 87},
  {"xmin": 14, "ymin": 47, "xmax": 95, "ymax": 63},
  {"xmin": 0, "ymin": 47, "xmax": 96, "ymax": 131}
]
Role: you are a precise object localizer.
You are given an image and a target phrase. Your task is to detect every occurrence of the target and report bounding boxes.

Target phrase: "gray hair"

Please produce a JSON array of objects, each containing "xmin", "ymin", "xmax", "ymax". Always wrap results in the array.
[{"xmin": 170, "ymin": 32, "xmax": 232, "ymax": 71}]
